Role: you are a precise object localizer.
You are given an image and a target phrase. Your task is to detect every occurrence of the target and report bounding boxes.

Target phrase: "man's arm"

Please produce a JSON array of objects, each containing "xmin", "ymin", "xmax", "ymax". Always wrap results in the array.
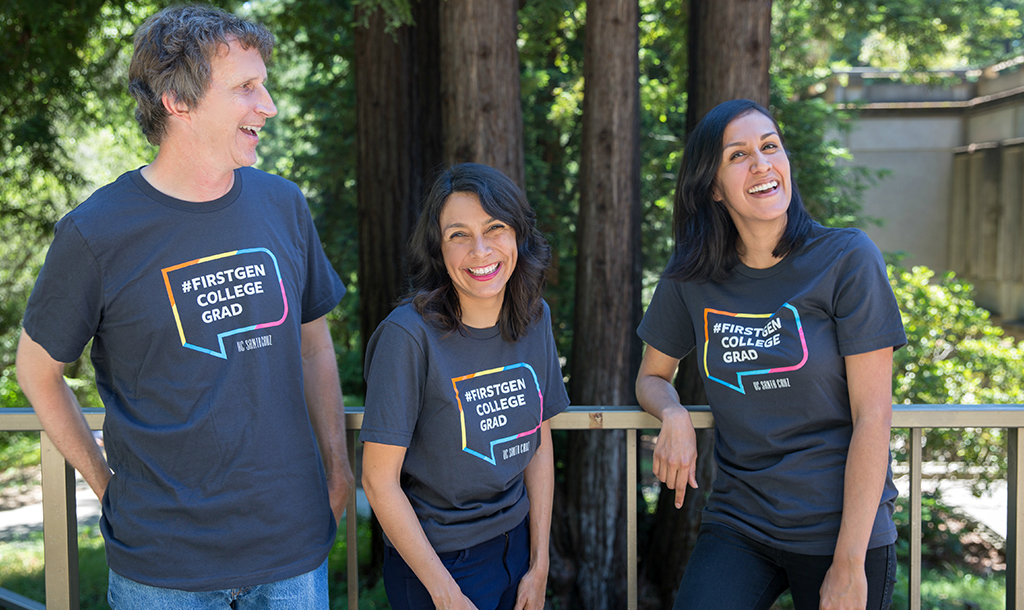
[
  {"xmin": 300, "ymin": 316, "xmax": 355, "ymax": 524},
  {"xmin": 15, "ymin": 328, "xmax": 111, "ymax": 500}
]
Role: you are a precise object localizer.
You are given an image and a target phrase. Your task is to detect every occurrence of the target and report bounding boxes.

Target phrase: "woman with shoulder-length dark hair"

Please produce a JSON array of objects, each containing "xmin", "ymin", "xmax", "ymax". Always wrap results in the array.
[
  {"xmin": 361, "ymin": 163, "xmax": 569, "ymax": 610},
  {"xmin": 636, "ymin": 99, "xmax": 905, "ymax": 610}
]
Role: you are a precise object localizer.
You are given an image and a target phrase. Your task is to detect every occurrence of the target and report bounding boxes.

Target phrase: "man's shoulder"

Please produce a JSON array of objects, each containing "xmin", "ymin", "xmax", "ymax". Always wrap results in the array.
[
  {"xmin": 238, "ymin": 167, "xmax": 303, "ymax": 198},
  {"xmin": 65, "ymin": 169, "xmax": 144, "ymax": 221}
]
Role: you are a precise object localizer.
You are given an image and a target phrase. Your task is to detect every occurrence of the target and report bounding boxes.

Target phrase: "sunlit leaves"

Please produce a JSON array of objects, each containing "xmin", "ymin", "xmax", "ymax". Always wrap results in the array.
[{"xmin": 889, "ymin": 265, "xmax": 1024, "ymax": 494}]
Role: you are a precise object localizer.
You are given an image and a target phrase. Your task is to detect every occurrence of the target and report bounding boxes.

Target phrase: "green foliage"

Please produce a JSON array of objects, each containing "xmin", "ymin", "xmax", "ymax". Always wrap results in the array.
[
  {"xmin": 0, "ymin": 526, "xmax": 109, "ymax": 609},
  {"xmin": 519, "ymin": 0, "xmax": 584, "ymax": 360},
  {"xmin": 889, "ymin": 265, "xmax": 1024, "ymax": 493},
  {"xmin": 770, "ymin": 5, "xmax": 892, "ymax": 231},
  {"xmin": 0, "ymin": 432, "xmax": 39, "ymax": 473},
  {"xmin": 248, "ymin": 0, "xmax": 363, "ymax": 394},
  {"xmin": 0, "ymin": 517, "xmax": 389, "ymax": 610},
  {"xmin": 350, "ymin": 0, "xmax": 413, "ymax": 34},
  {"xmin": 772, "ymin": 0, "xmax": 1024, "ymax": 77},
  {"xmin": 637, "ymin": 0, "xmax": 688, "ymax": 280}
]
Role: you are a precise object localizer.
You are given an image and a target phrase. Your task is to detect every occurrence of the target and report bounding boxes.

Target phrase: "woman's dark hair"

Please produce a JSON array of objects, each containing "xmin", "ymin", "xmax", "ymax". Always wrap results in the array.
[
  {"xmin": 664, "ymin": 98, "xmax": 811, "ymax": 282},
  {"xmin": 405, "ymin": 163, "xmax": 551, "ymax": 342}
]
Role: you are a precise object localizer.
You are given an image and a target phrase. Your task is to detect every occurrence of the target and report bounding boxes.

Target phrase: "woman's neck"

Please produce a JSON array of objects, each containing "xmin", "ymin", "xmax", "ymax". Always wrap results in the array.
[
  {"xmin": 458, "ymin": 297, "xmax": 503, "ymax": 330},
  {"xmin": 734, "ymin": 218, "xmax": 787, "ymax": 269}
]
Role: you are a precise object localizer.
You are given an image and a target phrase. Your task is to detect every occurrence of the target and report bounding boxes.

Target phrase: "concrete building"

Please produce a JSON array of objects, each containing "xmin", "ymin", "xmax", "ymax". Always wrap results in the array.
[{"xmin": 826, "ymin": 58, "xmax": 1024, "ymax": 326}]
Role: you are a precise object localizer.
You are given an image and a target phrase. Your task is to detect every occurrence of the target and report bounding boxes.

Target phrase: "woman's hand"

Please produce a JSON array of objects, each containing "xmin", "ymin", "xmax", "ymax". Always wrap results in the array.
[
  {"xmin": 513, "ymin": 564, "xmax": 548, "ymax": 610},
  {"xmin": 652, "ymin": 405, "xmax": 699, "ymax": 508},
  {"xmin": 363, "ymin": 442, "xmax": 480, "ymax": 610},
  {"xmin": 431, "ymin": 582, "xmax": 480, "ymax": 610},
  {"xmin": 819, "ymin": 559, "xmax": 867, "ymax": 610},
  {"xmin": 636, "ymin": 344, "xmax": 699, "ymax": 508}
]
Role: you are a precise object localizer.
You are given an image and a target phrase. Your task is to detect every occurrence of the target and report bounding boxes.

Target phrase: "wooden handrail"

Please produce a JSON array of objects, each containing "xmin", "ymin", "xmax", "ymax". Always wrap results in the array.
[{"xmin": 2, "ymin": 405, "xmax": 1023, "ymax": 610}]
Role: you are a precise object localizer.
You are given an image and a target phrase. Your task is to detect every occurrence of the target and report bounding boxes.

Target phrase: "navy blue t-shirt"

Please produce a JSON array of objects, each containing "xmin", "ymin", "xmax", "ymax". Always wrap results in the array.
[
  {"xmin": 361, "ymin": 302, "xmax": 570, "ymax": 553},
  {"xmin": 638, "ymin": 223, "xmax": 906, "ymax": 554},
  {"xmin": 23, "ymin": 167, "xmax": 345, "ymax": 590}
]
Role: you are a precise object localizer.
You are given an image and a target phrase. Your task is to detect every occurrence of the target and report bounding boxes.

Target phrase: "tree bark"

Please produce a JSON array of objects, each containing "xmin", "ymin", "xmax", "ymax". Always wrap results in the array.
[
  {"xmin": 642, "ymin": 0, "xmax": 772, "ymax": 605},
  {"xmin": 685, "ymin": 0, "xmax": 771, "ymax": 130},
  {"xmin": 355, "ymin": 1, "xmax": 443, "ymax": 368},
  {"xmin": 354, "ymin": 0, "xmax": 442, "ymax": 584},
  {"xmin": 439, "ymin": 0, "xmax": 525, "ymax": 188},
  {"xmin": 559, "ymin": 1, "xmax": 642, "ymax": 608}
]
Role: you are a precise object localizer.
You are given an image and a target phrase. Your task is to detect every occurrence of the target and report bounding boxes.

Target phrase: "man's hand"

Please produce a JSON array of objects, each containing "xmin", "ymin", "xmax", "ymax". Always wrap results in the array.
[
  {"xmin": 16, "ymin": 329, "xmax": 112, "ymax": 501},
  {"xmin": 326, "ymin": 466, "xmax": 355, "ymax": 525}
]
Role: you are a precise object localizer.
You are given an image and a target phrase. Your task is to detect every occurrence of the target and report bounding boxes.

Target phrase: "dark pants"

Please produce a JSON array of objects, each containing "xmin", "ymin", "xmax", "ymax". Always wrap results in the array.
[
  {"xmin": 673, "ymin": 523, "xmax": 896, "ymax": 610},
  {"xmin": 383, "ymin": 517, "xmax": 529, "ymax": 610}
]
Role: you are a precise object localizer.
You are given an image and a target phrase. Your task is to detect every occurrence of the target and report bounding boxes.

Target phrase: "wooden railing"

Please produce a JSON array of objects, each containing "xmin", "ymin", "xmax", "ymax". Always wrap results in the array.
[{"xmin": 1, "ymin": 404, "xmax": 1023, "ymax": 610}]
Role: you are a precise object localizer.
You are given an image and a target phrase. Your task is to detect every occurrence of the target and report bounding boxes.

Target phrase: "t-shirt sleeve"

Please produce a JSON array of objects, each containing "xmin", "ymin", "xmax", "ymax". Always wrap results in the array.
[
  {"xmin": 540, "ymin": 304, "xmax": 570, "ymax": 421},
  {"xmin": 22, "ymin": 217, "xmax": 103, "ymax": 363},
  {"xmin": 298, "ymin": 202, "xmax": 345, "ymax": 323},
  {"xmin": 360, "ymin": 321, "xmax": 426, "ymax": 447},
  {"xmin": 833, "ymin": 231, "xmax": 907, "ymax": 356},
  {"xmin": 637, "ymin": 276, "xmax": 696, "ymax": 359}
]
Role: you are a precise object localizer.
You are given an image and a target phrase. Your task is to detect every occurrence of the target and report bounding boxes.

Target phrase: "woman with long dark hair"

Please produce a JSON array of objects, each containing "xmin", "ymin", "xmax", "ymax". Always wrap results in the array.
[
  {"xmin": 361, "ymin": 163, "xmax": 568, "ymax": 610},
  {"xmin": 636, "ymin": 99, "xmax": 905, "ymax": 610}
]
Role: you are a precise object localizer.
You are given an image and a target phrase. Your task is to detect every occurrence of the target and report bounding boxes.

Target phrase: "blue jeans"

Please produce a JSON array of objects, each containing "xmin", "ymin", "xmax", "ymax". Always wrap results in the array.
[
  {"xmin": 383, "ymin": 517, "xmax": 530, "ymax": 610},
  {"xmin": 674, "ymin": 524, "xmax": 896, "ymax": 610},
  {"xmin": 107, "ymin": 558, "xmax": 328, "ymax": 610}
]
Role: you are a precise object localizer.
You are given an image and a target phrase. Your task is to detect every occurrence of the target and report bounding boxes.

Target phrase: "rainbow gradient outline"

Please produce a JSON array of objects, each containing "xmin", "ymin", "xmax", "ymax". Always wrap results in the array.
[
  {"xmin": 702, "ymin": 302, "xmax": 808, "ymax": 394},
  {"xmin": 161, "ymin": 248, "xmax": 288, "ymax": 359},
  {"xmin": 451, "ymin": 362, "xmax": 544, "ymax": 465}
]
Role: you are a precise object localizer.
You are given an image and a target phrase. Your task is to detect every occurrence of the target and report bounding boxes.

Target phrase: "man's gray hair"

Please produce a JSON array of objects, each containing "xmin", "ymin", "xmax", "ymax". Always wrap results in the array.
[{"xmin": 128, "ymin": 5, "xmax": 274, "ymax": 146}]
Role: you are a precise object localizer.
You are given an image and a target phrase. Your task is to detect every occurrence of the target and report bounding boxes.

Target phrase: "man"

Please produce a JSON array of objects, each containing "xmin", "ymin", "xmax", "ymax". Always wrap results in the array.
[{"xmin": 15, "ymin": 5, "xmax": 353, "ymax": 607}]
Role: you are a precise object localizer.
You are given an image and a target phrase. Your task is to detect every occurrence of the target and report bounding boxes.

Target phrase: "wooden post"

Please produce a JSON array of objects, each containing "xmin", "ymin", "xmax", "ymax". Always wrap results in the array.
[{"xmin": 40, "ymin": 432, "xmax": 79, "ymax": 610}]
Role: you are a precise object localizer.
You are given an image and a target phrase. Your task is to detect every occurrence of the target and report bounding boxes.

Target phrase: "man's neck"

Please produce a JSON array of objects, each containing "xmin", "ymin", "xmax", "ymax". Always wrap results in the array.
[{"xmin": 141, "ymin": 146, "xmax": 237, "ymax": 202}]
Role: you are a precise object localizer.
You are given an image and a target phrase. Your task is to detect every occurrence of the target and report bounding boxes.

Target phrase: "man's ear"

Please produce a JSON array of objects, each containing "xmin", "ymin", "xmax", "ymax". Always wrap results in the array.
[{"xmin": 162, "ymin": 91, "xmax": 191, "ymax": 123}]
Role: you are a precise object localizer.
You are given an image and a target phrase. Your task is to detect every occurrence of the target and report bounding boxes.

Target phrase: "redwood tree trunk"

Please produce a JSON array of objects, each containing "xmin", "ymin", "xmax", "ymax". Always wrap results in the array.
[
  {"xmin": 439, "ymin": 0, "xmax": 525, "ymax": 188},
  {"xmin": 559, "ymin": 1, "xmax": 642, "ymax": 608},
  {"xmin": 355, "ymin": 0, "xmax": 443, "ymax": 360},
  {"xmin": 355, "ymin": 0, "xmax": 442, "ymax": 584},
  {"xmin": 642, "ymin": 0, "xmax": 771, "ymax": 605},
  {"xmin": 686, "ymin": 0, "xmax": 771, "ymax": 130}
]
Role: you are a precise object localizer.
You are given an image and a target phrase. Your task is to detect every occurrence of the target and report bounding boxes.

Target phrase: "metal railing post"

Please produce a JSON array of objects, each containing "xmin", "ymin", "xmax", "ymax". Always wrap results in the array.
[
  {"xmin": 909, "ymin": 427, "xmax": 922, "ymax": 610},
  {"xmin": 39, "ymin": 431, "xmax": 80, "ymax": 610},
  {"xmin": 1008, "ymin": 427, "xmax": 1023, "ymax": 610}
]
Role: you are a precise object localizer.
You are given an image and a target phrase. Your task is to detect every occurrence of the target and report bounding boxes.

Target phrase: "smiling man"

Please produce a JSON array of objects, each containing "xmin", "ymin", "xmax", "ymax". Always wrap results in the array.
[{"xmin": 15, "ymin": 5, "xmax": 352, "ymax": 608}]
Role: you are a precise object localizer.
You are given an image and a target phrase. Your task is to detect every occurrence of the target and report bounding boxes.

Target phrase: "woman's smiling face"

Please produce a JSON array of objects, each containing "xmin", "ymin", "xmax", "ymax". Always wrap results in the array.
[
  {"xmin": 712, "ymin": 110, "xmax": 792, "ymax": 233},
  {"xmin": 439, "ymin": 191, "xmax": 518, "ymax": 323}
]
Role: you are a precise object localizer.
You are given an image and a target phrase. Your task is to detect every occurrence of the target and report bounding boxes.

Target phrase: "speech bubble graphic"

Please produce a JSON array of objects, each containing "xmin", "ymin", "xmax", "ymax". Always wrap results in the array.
[
  {"xmin": 451, "ymin": 362, "xmax": 543, "ymax": 465},
  {"xmin": 702, "ymin": 302, "xmax": 808, "ymax": 394},
  {"xmin": 162, "ymin": 248, "xmax": 288, "ymax": 359}
]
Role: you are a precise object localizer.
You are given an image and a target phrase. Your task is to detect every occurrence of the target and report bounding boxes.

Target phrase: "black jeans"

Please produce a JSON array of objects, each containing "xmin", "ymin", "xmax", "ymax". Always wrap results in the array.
[{"xmin": 673, "ymin": 523, "xmax": 896, "ymax": 610}]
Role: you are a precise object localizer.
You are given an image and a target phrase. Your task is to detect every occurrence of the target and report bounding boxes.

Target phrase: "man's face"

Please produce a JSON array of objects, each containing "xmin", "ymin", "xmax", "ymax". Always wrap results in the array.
[{"xmin": 188, "ymin": 38, "xmax": 277, "ymax": 173}]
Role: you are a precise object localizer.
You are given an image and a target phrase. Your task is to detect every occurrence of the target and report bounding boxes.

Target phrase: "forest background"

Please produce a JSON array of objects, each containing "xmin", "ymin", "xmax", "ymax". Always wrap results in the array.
[{"xmin": 3, "ymin": 0, "xmax": 1024, "ymax": 608}]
